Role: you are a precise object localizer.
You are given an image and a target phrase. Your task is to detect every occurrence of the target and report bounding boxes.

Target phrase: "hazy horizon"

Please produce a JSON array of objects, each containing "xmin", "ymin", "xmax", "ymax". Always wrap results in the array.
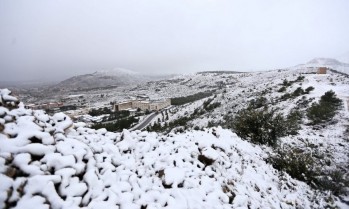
[{"xmin": 1, "ymin": 0, "xmax": 349, "ymax": 81}]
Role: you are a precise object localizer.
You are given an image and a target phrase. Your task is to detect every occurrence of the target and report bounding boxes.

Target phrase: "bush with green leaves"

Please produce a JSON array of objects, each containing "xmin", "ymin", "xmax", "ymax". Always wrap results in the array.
[
  {"xmin": 282, "ymin": 79, "xmax": 291, "ymax": 87},
  {"xmin": 278, "ymin": 86, "xmax": 286, "ymax": 92},
  {"xmin": 91, "ymin": 116, "xmax": 138, "ymax": 132},
  {"xmin": 248, "ymin": 97, "xmax": 268, "ymax": 109},
  {"xmin": 292, "ymin": 87, "xmax": 304, "ymax": 97},
  {"xmin": 305, "ymin": 86, "xmax": 314, "ymax": 94},
  {"xmin": 307, "ymin": 90, "xmax": 342, "ymax": 124},
  {"xmin": 204, "ymin": 102, "xmax": 221, "ymax": 111},
  {"xmin": 295, "ymin": 75, "xmax": 305, "ymax": 82},
  {"xmin": 268, "ymin": 147, "xmax": 317, "ymax": 184},
  {"xmin": 317, "ymin": 170, "xmax": 349, "ymax": 196},
  {"xmin": 231, "ymin": 107, "xmax": 301, "ymax": 146},
  {"xmin": 280, "ymin": 93, "xmax": 292, "ymax": 101},
  {"xmin": 268, "ymin": 147, "xmax": 349, "ymax": 195},
  {"xmin": 285, "ymin": 109, "xmax": 303, "ymax": 135}
]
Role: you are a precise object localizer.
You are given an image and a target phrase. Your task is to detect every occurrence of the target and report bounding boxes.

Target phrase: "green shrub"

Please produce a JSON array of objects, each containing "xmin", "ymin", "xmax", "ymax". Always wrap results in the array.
[
  {"xmin": 320, "ymin": 90, "xmax": 342, "ymax": 107},
  {"xmin": 231, "ymin": 106, "xmax": 302, "ymax": 146},
  {"xmin": 232, "ymin": 108, "xmax": 285, "ymax": 146},
  {"xmin": 248, "ymin": 97, "xmax": 268, "ymax": 109},
  {"xmin": 305, "ymin": 86, "xmax": 314, "ymax": 94},
  {"xmin": 317, "ymin": 170, "xmax": 349, "ymax": 196},
  {"xmin": 282, "ymin": 79, "xmax": 291, "ymax": 87},
  {"xmin": 268, "ymin": 147, "xmax": 317, "ymax": 184},
  {"xmin": 280, "ymin": 93, "xmax": 291, "ymax": 101},
  {"xmin": 307, "ymin": 103, "xmax": 336, "ymax": 124},
  {"xmin": 91, "ymin": 116, "xmax": 138, "ymax": 132},
  {"xmin": 205, "ymin": 102, "xmax": 221, "ymax": 111},
  {"xmin": 295, "ymin": 75, "xmax": 305, "ymax": 82},
  {"xmin": 269, "ymin": 147, "xmax": 349, "ymax": 195},
  {"xmin": 307, "ymin": 91, "xmax": 342, "ymax": 124},
  {"xmin": 285, "ymin": 110, "xmax": 303, "ymax": 135},
  {"xmin": 278, "ymin": 86, "xmax": 286, "ymax": 92},
  {"xmin": 292, "ymin": 87, "xmax": 304, "ymax": 97}
]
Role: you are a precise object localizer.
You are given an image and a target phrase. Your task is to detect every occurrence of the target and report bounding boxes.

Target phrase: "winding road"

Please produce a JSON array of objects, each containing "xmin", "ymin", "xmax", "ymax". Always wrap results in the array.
[{"xmin": 129, "ymin": 112, "xmax": 159, "ymax": 131}]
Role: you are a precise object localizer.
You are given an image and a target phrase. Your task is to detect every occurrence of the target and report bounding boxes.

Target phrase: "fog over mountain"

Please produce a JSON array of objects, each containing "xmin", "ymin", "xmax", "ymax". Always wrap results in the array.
[
  {"xmin": 336, "ymin": 51, "xmax": 349, "ymax": 64},
  {"xmin": 1, "ymin": 0, "xmax": 349, "ymax": 81},
  {"xmin": 55, "ymin": 68, "xmax": 173, "ymax": 90}
]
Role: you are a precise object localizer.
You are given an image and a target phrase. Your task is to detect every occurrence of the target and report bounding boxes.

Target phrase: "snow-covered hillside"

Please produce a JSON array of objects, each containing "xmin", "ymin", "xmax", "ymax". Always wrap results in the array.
[
  {"xmin": 145, "ymin": 68, "xmax": 349, "ymax": 207},
  {"xmin": 0, "ymin": 89, "xmax": 344, "ymax": 208},
  {"xmin": 55, "ymin": 68, "xmax": 173, "ymax": 91}
]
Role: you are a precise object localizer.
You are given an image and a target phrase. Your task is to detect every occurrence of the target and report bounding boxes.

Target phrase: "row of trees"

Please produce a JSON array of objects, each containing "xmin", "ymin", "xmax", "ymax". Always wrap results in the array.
[
  {"xmin": 91, "ymin": 116, "xmax": 138, "ymax": 132},
  {"xmin": 171, "ymin": 91, "xmax": 214, "ymax": 106}
]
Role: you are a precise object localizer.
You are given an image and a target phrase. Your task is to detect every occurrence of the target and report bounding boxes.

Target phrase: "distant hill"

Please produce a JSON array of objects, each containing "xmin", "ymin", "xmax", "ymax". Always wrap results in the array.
[
  {"xmin": 295, "ymin": 58, "xmax": 349, "ymax": 74},
  {"xmin": 197, "ymin": 70, "xmax": 244, "ymax": 74},
  {"xmin": 55, "ymin": 68, "xmax": 173, "ymax": 91}
]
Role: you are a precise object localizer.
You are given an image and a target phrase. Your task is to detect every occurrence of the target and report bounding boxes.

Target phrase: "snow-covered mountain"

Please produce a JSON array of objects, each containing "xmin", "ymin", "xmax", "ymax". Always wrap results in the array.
[
  {"xmin": 295, "ymin": 58, "xmax": 349, "ymax": 74},
  {"xmin": 55, "ymin": 68, "xmax": 172, "ymax": 91},
  {"xmin": 0, "ymin": 89, "xmax": 342, "ymax": 209}
]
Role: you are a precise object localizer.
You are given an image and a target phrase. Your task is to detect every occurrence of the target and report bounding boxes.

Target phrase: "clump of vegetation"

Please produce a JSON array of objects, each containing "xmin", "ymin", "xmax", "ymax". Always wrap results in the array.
[
  {"xmin": 268, "ymin": 147, "xmax": 349, "ymax": 196},
  {"xmin": 107, "ymin": 110, "xmax": 131, "ymax": 121},
  {"xmin": 203, "ymin": 98, "xmax": 221, "ymax": 111},
  {"xmin": 268, "ymin": 147, "xmax": 317, "ymax": 184},
  {"xmin": 295, "ymin": 75, "xmax": 305, "ymax": 82},
  {"xmin": 278, "ymin": 76, "xmax": 307, "ymax": 96},
  {"xmin": 304, "ymin": 86, "xmax": 314, "ymax": 94},
  {"xmin": 282, "ymin": 79, "xmax": 292, "ymax": 87},
  {"xmin": 171, "ymin": 91, "xmax": 214, "ymax": 106},
  {"xmin": 89, "ymin": 107, "xmax": 112, "ymax": 116},
  {"xmin": 278, "ymin": 86, "xmax": 286, "ymax": 92},
  {"xmin": 292, "ymin": 87, "xmax": 304, "ymax": 97},
  {"xmin": 148, "ymin": 116, "xmax": 191, "ymax": 133},
  {"xmin": 281, "ymin": 76, "xmax": 304, "ymax": 87},
  {"xmin": 91, "ymin": 116, "xmax": 138, "ymax": 132},
  {"xmin": 285, "ymin": 109, "xmax": 303, "ymax": 135},
  {"xmin": 280, "ymin": 86, "xmax": 315, "ymax": 101},
  {"xmin": 248, "ymin": 97, "xmax": 268, "ymax": 109},
  {"xmin": 149, "ymin": 97, "xmax": 221, "ymax": 133},
  {"xmin": 307, "ymin": 90, "xmax": 342, "ymax": 124},
  {"xmin": 231, "ymin": 107, "xmax": 301, "ymax": 146},
  {"xmin": 317, "ymin": 170, "xmax": 349, "ymax": 196},
  {"xmin": 280, "ymin": 93, "xmax": 292, "ymax": 101}
]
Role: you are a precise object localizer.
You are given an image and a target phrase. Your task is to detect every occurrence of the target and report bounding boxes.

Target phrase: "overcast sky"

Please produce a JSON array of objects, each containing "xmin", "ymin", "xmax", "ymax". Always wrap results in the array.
[{"xmin": 1, "ymin": 0, "xmax": 349, "ymax": 81}]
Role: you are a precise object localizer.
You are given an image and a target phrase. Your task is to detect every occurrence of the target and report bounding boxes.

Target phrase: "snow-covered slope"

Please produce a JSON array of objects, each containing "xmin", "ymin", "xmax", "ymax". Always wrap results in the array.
[
  {"xmin": 146, "ymin": 67, "xmax": 349, "ymax": 206},
  {"xmin": 0, "ymin": 89, "xmax": 340, "ymax": 208}
]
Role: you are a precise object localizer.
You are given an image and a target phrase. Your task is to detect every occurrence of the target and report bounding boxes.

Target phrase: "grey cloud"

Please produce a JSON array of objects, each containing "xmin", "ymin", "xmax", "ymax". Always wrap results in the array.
[{"xmin": 0, "ymin": 0, "xmax": 349, "ymax": 81}]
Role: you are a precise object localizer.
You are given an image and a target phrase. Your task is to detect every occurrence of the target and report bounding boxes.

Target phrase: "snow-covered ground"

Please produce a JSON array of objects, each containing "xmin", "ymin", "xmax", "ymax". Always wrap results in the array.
[{"xmin": 0, "ymin": 88, "xmax": 345, "ymax": 208}]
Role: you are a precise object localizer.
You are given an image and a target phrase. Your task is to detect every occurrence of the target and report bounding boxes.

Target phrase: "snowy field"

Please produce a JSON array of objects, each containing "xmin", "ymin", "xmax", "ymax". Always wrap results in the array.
[{"xmin": 0, "ymin": 88, "xmax": 345, "ymax": 208}]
